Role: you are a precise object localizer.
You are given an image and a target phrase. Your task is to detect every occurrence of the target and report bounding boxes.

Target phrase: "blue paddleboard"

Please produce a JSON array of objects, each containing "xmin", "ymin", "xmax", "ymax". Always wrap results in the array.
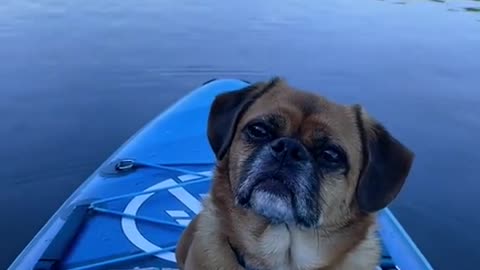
[{"xmin": 9, "ymin": 79, "xmax": 433, "ymax": 270}]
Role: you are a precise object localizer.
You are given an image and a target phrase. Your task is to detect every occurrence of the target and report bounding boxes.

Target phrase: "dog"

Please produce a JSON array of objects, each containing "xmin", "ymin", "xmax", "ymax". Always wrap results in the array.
[{"xmin": 175, "ymin": 78, "xmax": 414, "ymax": 270}]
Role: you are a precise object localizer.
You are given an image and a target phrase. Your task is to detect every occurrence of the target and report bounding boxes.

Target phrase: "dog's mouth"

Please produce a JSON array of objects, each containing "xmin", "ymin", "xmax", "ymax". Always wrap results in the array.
[
  {"xmin": 242, "ymin": 176, "xmax": 296, "ymax": 224},
  {"xmin": 237, "ymin": 174, "xmax": 291, "ymax": 204},
  {"xmin": 236, "ymin": 171, "xmax": 319, "ymax": 227},
  {"xmin": 235, "ymin": 144, "xmax": 321, "ymax": 227},
  {"xmin": 252, "ymin": 177, "xmax": 293, "ymax": 197}
]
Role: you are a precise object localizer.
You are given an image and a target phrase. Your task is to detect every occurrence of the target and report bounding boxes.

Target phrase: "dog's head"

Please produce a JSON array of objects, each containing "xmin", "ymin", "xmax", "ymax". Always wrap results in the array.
[{"xmin": 207, "ymin": 78, "xmax": 414, "ymax": 228}]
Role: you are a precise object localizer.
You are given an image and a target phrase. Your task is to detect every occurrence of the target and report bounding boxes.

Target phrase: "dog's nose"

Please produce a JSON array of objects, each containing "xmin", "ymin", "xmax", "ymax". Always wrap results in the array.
[{"xmin": 270, "ymin": 138, "xmax": 308, "ymax": 162}]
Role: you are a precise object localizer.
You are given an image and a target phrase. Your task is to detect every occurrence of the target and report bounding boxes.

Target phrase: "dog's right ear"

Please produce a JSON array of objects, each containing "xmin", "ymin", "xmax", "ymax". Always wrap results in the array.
[{"xmin": 207, "ymin": 78, "xmax": 280, "ymax": 160}]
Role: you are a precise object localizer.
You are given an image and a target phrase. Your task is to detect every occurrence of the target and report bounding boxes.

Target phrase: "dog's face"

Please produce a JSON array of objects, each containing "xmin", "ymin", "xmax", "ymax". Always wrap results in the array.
[{"xmin": 207, "ymin": 78, "xmax": 413, "ymax": 228}]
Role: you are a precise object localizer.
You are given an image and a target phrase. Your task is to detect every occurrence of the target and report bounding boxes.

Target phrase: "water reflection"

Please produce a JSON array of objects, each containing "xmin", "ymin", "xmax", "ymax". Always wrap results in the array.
[
  {"xmin": 465, "ymin": 6, "xmax": 480, "ymax": 12},
  {"xmin": 380, "ymin": 0, "xmax": 480, "ymax": 16}
]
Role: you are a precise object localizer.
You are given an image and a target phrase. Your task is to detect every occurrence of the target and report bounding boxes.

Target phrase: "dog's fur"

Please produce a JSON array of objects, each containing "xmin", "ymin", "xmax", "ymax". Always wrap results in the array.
[{"xmin": 175, "ymin": 78, "xmax": 414, "ymax": 270}]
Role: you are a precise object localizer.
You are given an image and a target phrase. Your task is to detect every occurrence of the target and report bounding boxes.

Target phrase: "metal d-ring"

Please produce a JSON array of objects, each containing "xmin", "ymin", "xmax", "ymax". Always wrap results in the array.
[{"xmin": 115, "ymin": 159, "xmax": 136, "ymax": 171}]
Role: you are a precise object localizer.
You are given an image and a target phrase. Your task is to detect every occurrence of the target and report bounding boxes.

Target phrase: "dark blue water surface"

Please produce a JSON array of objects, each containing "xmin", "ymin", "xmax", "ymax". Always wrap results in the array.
[{"xmin": 1, "ymin": 0, "xmax": 479, "ymax": 269}]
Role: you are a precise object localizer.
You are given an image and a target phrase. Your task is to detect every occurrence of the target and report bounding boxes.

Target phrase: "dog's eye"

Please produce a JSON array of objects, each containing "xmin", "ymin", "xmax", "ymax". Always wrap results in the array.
[
  {"xmin": 321, "ymin": 148, "xmax": 342, "ymax": 164},
  {"xmin": 246, "ymin": 123, "xmax": 270, "ymax": 140}
]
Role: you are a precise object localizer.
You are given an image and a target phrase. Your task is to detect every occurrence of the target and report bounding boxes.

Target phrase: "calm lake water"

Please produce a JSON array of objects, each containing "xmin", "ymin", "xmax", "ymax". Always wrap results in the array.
[{"xmin": 1, "ymin": 0, "xmax": 479, "ymax": 269}]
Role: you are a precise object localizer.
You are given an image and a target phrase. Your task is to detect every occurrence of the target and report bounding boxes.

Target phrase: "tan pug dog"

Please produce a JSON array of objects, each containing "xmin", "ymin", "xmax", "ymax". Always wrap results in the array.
[{"xmin": 175, "ymin": 78, "xmax": 414, "ymax": 270}]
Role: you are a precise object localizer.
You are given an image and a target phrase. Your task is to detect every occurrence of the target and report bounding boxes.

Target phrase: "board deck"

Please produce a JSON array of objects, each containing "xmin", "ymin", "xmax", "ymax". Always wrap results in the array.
[{"xmin": 9, "ymin": 79, "xmax": 433, "ymax": 270}]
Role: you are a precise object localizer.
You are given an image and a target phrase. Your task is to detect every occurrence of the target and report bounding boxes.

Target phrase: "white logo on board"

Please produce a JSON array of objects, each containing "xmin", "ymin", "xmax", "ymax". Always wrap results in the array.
[{"xmin": 121, "ymin": 171, "xmax": 211, "ymax": 264}]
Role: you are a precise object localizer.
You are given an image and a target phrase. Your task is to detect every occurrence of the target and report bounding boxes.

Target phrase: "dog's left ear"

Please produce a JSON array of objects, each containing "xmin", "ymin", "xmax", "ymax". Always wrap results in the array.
[
  {"xmin": 207, "ymin": 78, "xmax": 280, "ymax": 160},
  {"xmin": 354, "ymin": 106, "xmax": 414, "ymax": 213}
]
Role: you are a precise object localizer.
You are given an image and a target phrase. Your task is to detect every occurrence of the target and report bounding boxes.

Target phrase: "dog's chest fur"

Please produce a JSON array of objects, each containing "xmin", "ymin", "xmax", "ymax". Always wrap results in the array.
[
  {"xmin": 246, "ymin": 225, "xmax": 330, "ymax": 270},
  {"xmin": 239, "ymin": 221, "xmax": 379, "ymax": 270}
]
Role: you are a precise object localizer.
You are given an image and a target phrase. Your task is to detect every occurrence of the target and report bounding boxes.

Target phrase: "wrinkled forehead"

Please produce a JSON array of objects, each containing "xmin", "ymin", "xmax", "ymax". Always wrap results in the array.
[{"xmin": 239, "ymin": 85, "xmax": 362, "ymax": 153}]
